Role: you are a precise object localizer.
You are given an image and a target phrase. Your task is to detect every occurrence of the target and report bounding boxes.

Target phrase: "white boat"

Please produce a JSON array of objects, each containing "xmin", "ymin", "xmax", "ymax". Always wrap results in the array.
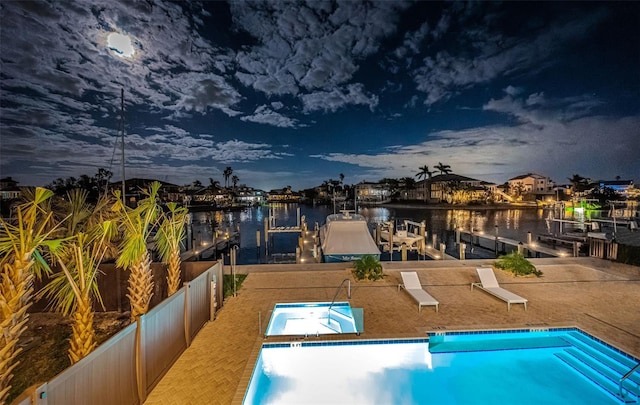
[
  {"xmin": 320, "ymin": 210, "xmax": 380, "ymax": 262},
  {"xmin": 379, "ymin": 219, "xmax": 424, "ymax": 252}
]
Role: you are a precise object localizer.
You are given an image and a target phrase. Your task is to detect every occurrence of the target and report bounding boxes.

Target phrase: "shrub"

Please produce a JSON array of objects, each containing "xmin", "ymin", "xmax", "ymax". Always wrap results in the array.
[
  {"xmin": 494, "ymin": 252, "xmax": 543, "ymax": 277},
  {"xmin": 223, "ymin": 274, "xmax": 247, "ymax": 298},
  {"xmin": 352, "ymin": 255, "xmax": 384, "ymax": 281}
]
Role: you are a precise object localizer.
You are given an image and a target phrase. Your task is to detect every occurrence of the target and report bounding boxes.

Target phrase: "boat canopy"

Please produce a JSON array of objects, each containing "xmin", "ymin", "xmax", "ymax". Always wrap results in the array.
[{"xmin": 321, "ymin": 219, "xmax": 380, "ymax": 256}]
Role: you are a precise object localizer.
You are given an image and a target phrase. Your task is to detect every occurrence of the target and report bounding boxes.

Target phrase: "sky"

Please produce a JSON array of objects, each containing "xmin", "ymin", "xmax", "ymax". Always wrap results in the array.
[{"xmin": 1, "ymin": 1, "xmax": 639, "ymax": 191}]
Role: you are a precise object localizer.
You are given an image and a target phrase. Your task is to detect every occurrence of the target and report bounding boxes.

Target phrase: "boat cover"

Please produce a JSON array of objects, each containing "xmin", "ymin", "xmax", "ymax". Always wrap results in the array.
[{"xmin": 321, "ymin": 219, "xmax": 380, "ymax": 255}]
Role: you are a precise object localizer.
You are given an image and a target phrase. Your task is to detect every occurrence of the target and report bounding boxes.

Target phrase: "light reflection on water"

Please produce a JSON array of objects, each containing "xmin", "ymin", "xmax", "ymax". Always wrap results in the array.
[{"xmin": 189, "ymin": 204, "xmax": 601, "ymax": 264}]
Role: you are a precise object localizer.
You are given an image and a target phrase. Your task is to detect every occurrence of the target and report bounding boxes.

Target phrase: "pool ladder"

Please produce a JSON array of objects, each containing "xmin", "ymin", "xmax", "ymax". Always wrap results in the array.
[
  {"xmin": 326, "ymin": 279, "xmax": 351, "ymax": 329},
  {"xmin": 619, "ymin": 361, "xmax": 640, "ymax": 401}
]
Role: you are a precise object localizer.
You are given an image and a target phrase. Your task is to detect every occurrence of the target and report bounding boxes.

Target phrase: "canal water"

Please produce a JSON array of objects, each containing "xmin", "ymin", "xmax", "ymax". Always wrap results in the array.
[{"xmin": 189, "ymin": 203, "xmax": 593, "ymax": 264}]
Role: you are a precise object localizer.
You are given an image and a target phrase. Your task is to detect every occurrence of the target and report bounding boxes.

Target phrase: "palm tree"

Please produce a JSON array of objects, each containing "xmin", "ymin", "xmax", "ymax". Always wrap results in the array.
[
  {"xmin": 155, "ymin": 202, "xmax": 188, "ymax": 296},
  {"xmin": 208, "ymin": 178, "xmax": 220, "ymax": 192},
  {"xmin": 400, "ymin": 177, "xmax": 416, "ymax": 191},
  {"xmin": 223, "ymin": 167, "xmax": 233, "ymax": 188},
  {"xmin": 435, "ymin": 162, "xmax": 452, "ymax": 175},
  {"xmin": 416, "ymin": 165, "xmax": 433, "ymax": 202},
  {"xmin": 113, "ymin": 181, "xmax": 162, "ymax": 321},
  {"xmin": 0, "ymin": 188, "xmax": 62, "ymax": 403},
  {"xmin": 232, "ymin": 175, "xmax": 239, "ymax": 189},
  {"xmin": 568, "ymin": 174, "xmax": 588, "ymax": 193},
  {"xmin": 39, "ymin": 190, "xmax": 118, "ymax": 364}
]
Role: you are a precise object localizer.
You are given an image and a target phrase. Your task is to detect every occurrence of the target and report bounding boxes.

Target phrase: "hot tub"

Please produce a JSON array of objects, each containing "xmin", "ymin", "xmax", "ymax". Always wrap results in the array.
[{"xmin": 264, "ymin": 302, "xmax": 362, "ymax": 336}]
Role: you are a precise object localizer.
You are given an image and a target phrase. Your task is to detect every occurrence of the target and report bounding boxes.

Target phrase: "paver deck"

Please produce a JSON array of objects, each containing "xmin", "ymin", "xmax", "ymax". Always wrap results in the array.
[{"xmin": 144, "ymin": 257, "xmax": 640, "ymax": 405}]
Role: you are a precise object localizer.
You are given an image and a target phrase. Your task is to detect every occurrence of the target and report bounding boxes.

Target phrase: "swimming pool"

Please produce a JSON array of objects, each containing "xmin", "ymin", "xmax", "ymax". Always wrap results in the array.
[
  {"xmin": 264, "ymin": 302, "xmax": 361, "ymax": 337},
  {"xmin": 243, "ymin": 328, "xmax": 640, "ymax": 404}
]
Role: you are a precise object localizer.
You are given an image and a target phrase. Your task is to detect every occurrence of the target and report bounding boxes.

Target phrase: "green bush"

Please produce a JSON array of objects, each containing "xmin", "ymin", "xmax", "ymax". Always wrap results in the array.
[
  {"xmin": 223, "ymin": 274, "xmax": 247, "ymax": 298},
  {"xmin": 352, "ymin": 255, "xmax": 384, "ymax": 281},
  {"xmin": 494, "ymin": 252, "xmax": 543, "ymax": 277}
]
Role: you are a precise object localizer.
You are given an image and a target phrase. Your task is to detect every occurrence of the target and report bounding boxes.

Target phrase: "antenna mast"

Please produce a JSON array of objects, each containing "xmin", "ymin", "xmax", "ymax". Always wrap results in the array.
[{"xmin": 120, "ymin": 88, "xmax": 125, "ymax": 205}]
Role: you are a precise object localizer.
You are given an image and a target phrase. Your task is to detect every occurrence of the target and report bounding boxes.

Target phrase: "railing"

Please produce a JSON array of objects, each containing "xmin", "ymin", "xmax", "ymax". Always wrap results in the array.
[
  {"xmin": 618, "ymin": 361, "xmax": 640, "ymax": 400},
  {"xmin": 326, "ymin": 278, "xmax": 351, "ymax": 327}
]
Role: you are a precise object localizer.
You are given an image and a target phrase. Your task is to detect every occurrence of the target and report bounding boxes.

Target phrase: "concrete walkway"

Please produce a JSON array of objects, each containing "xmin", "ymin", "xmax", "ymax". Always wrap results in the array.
[{"xmin": 144, "ymin": 258, "xmax": 640, "ymax": 405}]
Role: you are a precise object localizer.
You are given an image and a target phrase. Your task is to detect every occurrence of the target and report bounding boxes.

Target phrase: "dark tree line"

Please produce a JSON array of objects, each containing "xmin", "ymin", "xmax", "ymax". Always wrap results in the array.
[{"xmin": 47, "ymin": 168, "xmax": 113, "ymax": 202}]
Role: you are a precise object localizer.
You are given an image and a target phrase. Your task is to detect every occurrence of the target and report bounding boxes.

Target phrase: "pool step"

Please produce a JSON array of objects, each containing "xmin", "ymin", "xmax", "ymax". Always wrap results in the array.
[
  {"xmin": 429, "ymin": 336, "xmax": 570, "ymax": 353},
  {"xmin": 555, "ymin": 333, "xmax": 640, "ymax": 403},
  {"xmin": 561, "ymin": 332, "xmax": 640, "ymax": 387}
]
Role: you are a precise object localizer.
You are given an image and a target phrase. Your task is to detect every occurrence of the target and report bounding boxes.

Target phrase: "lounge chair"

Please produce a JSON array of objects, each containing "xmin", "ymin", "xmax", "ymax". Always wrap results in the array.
[
  {"xmin": 398, "ymin": 271, "xmax": 439, "ymax": 312},
  {"xmin": 471, "ymin": 267, "xmax": 528, "ymax": 311}
]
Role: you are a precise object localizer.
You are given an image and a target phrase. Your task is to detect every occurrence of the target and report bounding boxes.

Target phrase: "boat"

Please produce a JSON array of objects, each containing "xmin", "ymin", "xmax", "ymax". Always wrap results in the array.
[
  {"xmin": 319, "ymin": 210, "xmax": 381, "ymax": 262},
  {"xmin": 379, "ymin": 219, "xmax": 424, "ymax": 252}
]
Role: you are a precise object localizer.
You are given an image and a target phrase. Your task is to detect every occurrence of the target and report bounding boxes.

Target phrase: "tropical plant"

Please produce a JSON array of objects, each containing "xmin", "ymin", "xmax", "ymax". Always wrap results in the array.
[
  {"xmin": 434, "ymin": 162, "xmax": 452, "ymax": 175},
  {"xmin": 231, "ymin": 175, "xmax": 239, "ymax": 189},
  {"xmin": 415, "ymin": 165, "xmax": 433, "ymax": 201},
  {"xmin": 494, "ymin": 252, "xmax": 542, "ymax": 277},
  {"xmin": 379, "ymin": 178, "xmax": 400, "ymax": 198},
  {"xmin": 113, "ymin": 181, "xmax": 162, "ymax": 321},
  {"xmin": 223, "ymin": 274, "xmax": 247, "ymax": 298},
  {"xmin": 208, "ymin": 178, "xmax": 220, "ymax": 192},
  {"xmin": 352, "ymin": 255, "xmax": 384, "ymax": 281},
  {"xmin": 156, "ymin": 202, "xmax": 188, "ymax": 296},
  {"xmin": 400, "ymin": 177, "xmax": 416, "ymax": 190},
  {"xmin": 47, "ymin": 168, "xmax": 113, "ymax": 201},
  {"xmin": 0, "ymin": 188, "xmax": 62, "ymax": 403},
  {"xmin": 223, "ymin": 167, "xmax": 233, "ymax": 188},
  {"xmin": 568, "ymin": 174, "xmax": 589, "ymax": 193},
  {"xmin": 38, "ymin": 190, "xmax": 118, "ymax": 364}
]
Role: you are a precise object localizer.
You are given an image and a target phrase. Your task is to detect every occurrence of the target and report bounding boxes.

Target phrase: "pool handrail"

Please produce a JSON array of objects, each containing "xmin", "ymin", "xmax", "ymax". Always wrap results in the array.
[
  {"xmin": 327, "ymin": 278, "xmax": 351, "ymax": 326},
  {"xmin": 619, "ymin": 361, "xmax": 640, "ymax": 400}
]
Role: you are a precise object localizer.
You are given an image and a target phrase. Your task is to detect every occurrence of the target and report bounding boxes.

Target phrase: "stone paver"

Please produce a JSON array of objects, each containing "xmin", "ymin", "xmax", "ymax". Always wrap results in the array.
[{"xmin": 144, "ymin": 257, "xmax": 640, "ymax": 405}]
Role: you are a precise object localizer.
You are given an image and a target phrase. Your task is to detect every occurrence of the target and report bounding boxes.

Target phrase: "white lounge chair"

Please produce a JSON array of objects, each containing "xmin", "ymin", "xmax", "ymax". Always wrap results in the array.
[
  {"xmin": 471, "ymin": 267, "xmax": 528, "ymax": 311},
  {"xmin": 398, "ymin": 271, "xmax": 439, "ymax": 312}
]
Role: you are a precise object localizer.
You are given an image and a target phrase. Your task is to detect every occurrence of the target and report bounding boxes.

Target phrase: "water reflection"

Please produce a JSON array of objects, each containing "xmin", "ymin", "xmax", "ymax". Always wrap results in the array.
[{"xmin": 188, "ymin": 204, "xmax": 600, "ymax": 264}]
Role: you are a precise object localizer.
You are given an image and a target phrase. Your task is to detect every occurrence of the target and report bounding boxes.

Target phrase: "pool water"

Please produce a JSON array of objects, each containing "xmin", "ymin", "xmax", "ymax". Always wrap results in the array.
[
  {"xmin": 243, "ymin": 329, "xmax": 640, "ymax": 404},
  {"xmin": 264, "ymin": 302, "xmax": 360, "ymax": 336}
]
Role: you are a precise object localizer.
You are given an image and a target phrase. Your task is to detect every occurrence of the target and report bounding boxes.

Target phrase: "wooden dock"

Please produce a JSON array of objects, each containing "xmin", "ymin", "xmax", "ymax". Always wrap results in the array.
[{"xmin": 456, "ymin": 229, "xmax": 576, "ymax": 258}]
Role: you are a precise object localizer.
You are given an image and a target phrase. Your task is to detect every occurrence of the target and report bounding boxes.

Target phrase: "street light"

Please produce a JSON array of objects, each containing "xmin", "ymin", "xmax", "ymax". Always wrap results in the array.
[{"xmin": 494, "ymin": 225, "xmax": 499, "ymax": 256}]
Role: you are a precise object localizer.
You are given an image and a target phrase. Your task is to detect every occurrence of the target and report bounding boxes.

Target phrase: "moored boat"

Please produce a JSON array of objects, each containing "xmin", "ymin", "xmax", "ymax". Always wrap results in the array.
[{"xmin": 319, "ymin": 210, "xmax": 380, "ymax": 262}]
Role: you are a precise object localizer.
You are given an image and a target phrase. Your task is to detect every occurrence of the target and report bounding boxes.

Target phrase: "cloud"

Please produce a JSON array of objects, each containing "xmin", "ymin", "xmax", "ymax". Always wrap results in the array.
[
  {"xmin": 230, "ymin": 1, "xmax": 409, "ymax": 107},
  {"xmin": 240, "ymin": 105, "xmax": 298, "ymax": 128},
  {"xmin": 0, "ymin": 0, "xmax": 243, "ymax": 123},
  {"xmin": 483, "ymin": 92, "xmax": 605, "ymax": 124},
  {"xmin": 175, "ymin": 74, "xmax": 243, "ymax": 114},
  {"xmin": 394, "ymin": 21, "xmax": 430, "ymax": 59},
  {"xmin": 412, "ymin": 8, "xmax": 607, "ymax": 105},
  {"xmin": 312, "ymin": 92, "xmax": 640, "ymax": 183},
  {"xmin": 301, "ymin": 83, "xmax": 379, "ymax": 113}
]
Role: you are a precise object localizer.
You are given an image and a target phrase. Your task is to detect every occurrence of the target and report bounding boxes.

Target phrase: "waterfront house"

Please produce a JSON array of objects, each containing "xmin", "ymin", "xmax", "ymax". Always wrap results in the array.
[
  {"xmin": 416, "ymin": 174, "xmax": 486, "ymax": 203},
  {"xmin": 356, "ymin": 181, "xmax": 392, "ymax": 204},
  {"xmin": 508, "ymin": 173, "xmax": 555, "ymax": 193},
  {"xmin": 0, "ymin": 177, "xmax": 21, "ymax": 217},
  {"xmin": 508, "ymin": 173, "xmax": 556, "ymax": 202},
  {"xmin": 596, "ymin": 179, "xmax": 635, "ymax": 198},
  {"xmin": 267, "ymin": 187, "xmax": 303, "ymax": 203},
  {"xmin": 109, "ymin": 178, "xmax": 182, "ymax": 206},
  {"xmin": 233, "ymin": 185, "xmax": 265, "ymax": 206},
  {"xmin": 0, "ymin": 177, "xmax": 21, "ymax": 200}
]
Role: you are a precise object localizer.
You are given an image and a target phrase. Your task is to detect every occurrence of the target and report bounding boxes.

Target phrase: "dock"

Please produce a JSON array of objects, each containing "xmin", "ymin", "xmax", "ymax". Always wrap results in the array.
[
  {"xmin": 376, "ymin": 220, "xmax": 456, "ymax": 260},
  {"xmin": 456, "ymin": 229, "xmax": 576, "ymax": 258},
  {"xmin": 261, "ymin": 206, "xmax": 321, "ymax": 263}
]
